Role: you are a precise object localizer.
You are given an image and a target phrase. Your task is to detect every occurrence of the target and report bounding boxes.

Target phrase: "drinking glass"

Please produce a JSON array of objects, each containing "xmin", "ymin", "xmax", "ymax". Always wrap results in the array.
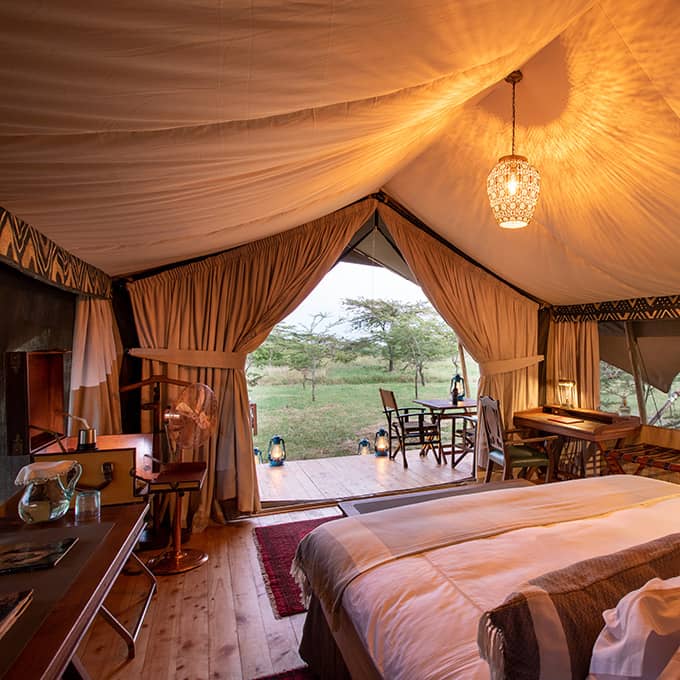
[{"xmin": 75, "ymin": 489, "xmax": 101, "ymax": 522}]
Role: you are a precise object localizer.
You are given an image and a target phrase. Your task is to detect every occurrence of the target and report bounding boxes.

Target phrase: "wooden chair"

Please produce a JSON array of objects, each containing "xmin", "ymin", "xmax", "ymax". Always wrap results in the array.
[
  {"xmin": 451, "ymin": 415, "xmax": 477, "ymax": 468},
  {"xmin": 479, "ymin": 396, "xmax": 556, "ymax": 483},
  {"xmin": 379, "ymin": 388, "xmax": 442, "ymax": 469}
]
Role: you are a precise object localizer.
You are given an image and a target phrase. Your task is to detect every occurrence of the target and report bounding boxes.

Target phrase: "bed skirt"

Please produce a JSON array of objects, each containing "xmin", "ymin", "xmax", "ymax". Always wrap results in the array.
[{"xmin": 300, "ymin": 595, "xmax": 381, "ymax": 680}]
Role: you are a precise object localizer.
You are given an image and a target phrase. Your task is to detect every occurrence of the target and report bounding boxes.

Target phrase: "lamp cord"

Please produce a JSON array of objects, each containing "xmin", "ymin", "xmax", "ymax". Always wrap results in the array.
[{"xmin": 511, "ymin": 80, "xmax": 516, "ymax": 156}]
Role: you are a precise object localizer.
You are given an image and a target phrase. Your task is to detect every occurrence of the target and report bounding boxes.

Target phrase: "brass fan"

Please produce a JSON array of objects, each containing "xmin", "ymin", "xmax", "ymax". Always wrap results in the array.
[{"xmin": 164, "ymin": 383, "xmax": 218, "ymax": 457}]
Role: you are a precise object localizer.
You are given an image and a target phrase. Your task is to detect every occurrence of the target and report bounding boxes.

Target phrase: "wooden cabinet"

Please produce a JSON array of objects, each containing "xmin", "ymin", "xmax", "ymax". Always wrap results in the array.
[{"xmin": 5, "ymin": 350, "xmax": 69, "ymax": 455}]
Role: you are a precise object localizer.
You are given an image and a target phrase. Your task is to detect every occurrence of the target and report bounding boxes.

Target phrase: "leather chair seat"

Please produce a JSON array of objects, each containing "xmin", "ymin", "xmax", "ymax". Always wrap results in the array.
[{"xmin": 488, "ymin": 444, "xmax": 548, "ymax": 468}]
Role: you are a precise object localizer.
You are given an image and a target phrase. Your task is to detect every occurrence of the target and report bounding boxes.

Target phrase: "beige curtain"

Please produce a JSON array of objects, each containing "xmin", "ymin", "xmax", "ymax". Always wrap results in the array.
[
  {"xmin": 69, "ymin": 297, "xmax": 123, "ymax": 435},
  {"xmin": 546, "ymin": 319, "xmax": 600, "ymax": 409},
  {"xmin": 127, "ymin": 200, "xmax": 376, "ymax": 523},
  {"xmin": 378, "ymin": 205, "xmax": 540, "ymax": 467}
]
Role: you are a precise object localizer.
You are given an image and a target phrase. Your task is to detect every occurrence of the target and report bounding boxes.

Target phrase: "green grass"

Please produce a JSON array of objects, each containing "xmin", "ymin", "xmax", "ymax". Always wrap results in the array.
[
  {"xmin": 250, "ymin": 356, "xmax": 680, "ymax": 462},
  {"xmin": 250, "ymin": 358, "xmax": 477, "ymax": 461}
]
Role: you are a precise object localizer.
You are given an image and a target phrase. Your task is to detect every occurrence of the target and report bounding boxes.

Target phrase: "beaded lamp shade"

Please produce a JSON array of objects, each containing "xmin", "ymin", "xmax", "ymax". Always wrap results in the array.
[
  {"xmin": 487, "ymin": 154, "xmax": 540, "ymax": 228},
  {"xmin": 487, "ymin": 71, "xmax": 540, "ymax": 229}
]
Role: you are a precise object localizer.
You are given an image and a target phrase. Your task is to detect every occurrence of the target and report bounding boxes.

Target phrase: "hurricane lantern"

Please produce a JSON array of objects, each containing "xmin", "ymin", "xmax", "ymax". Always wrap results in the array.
[
  {"xmin": 557, "ymin": 379, "xmax": 577, "ymax": 408},
  {"xmin": 618, "ymin": 396, "xmax": 632, "ymax": 417},
  {"xmin": 487, "ymin": 70, "xmax": 540, "ymax": 229},
  {"xmin": 374, "ymin": 428, "xmax": 389, "ymax": 457},
  {"xmin": 267, "ymin": 435, "xmax": 286, "ymax": 466},
  {"xmin": 357, "ymin": 438, "xmax": 372, "ymax": 456},
  {"xmin": 449, "ymin": 373, "xmax": 466, "ymax": 404}
]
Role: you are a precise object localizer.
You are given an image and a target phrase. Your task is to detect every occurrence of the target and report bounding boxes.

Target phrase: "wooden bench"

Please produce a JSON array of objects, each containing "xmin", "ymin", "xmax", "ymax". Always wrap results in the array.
[{"xmin": 605, "ymin": 425, "xmax": 680, "ymax": 476}]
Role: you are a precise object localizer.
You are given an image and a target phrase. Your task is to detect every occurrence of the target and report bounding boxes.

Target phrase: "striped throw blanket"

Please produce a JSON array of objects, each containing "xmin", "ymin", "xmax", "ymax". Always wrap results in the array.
[{"xmin": 478, "ymin": 532, "xmax": 680, "ymax": 680}]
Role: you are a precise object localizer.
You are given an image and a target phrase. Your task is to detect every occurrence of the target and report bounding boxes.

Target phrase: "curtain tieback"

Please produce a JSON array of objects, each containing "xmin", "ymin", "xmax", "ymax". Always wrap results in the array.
[
  {"xmin": 129, "ymin": 347, "xmax": 247, "ymax": 370},
  {"xmin": 479, "ymin": 354, "xmax": 544, "ymax": 377}
]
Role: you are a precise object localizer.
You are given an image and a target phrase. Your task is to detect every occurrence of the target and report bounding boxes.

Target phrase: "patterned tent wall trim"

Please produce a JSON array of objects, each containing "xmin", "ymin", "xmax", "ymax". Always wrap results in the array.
[
  {"xmin": 552, "ymin": 296, "xmax": 680, "ymax": 323},
  {"xmin": 0, "ymin": 207, "xmax": 111, "ymax": 298}
]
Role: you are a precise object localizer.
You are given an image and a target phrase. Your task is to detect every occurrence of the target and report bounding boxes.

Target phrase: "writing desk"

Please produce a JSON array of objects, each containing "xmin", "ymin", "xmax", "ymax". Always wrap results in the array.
[
  {"xmin": 513, "ymin": 406, "xmax": 641, "ymax": 477},
  {"xmin": 0, "ymin": 503, "xmax": 150, "ymax": 680},
  {"xmin": 413, "ymin": 398, "xmax": 477, "ymax": 468}
]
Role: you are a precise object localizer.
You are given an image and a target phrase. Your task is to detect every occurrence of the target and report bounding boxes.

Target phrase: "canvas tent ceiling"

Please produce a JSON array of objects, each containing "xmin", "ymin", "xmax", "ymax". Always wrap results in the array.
[
  {"xmin": 341, "ymin": 221, "xmax": 417, "ymax": 284},
  {"xmin": 0, "ymin": 1, "xmax": 679, "ymax": 305}
]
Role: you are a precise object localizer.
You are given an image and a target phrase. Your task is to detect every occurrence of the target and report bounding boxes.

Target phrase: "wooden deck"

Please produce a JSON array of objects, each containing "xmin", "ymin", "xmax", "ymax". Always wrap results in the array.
[{"xmin": 256, "ymin": 452, "xmax": 475, "ymax": 504}]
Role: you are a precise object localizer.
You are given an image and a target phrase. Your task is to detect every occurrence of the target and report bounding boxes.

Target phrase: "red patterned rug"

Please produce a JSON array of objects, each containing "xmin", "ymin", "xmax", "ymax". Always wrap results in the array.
[
  {"xmin": 253, "ymin": 667, "xmax": 315, "ymax": 680},
  {"xmin": 253, "ymin": 516, "xmax": 337, "ymax": 618}
]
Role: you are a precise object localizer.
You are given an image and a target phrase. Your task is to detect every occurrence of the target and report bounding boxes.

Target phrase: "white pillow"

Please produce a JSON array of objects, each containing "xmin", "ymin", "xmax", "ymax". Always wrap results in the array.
[{"xmin": 588, "ymin": 575, "xmax": 680, "ymax": 680}]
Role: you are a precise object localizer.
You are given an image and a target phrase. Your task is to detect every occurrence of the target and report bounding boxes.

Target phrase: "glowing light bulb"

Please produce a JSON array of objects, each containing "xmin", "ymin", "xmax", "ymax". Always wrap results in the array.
[{"xmin": 507, "ymin": 174, "xmax": 518, "ymax": 196}]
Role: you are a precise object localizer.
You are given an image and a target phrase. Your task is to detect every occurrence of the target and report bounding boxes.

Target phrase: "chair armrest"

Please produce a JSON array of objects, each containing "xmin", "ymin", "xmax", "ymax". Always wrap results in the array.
[
  {"xmin": 396, "ymin": 408, "xmax": 430, "ymax": 421},
  {"xmin": 504, "ymin": 435, "xmax": 559, "ymax": 446}
]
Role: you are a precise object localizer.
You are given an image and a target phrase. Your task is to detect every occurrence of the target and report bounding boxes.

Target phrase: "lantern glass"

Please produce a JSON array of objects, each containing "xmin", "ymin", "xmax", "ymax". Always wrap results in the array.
[
  {"xmin": 268, "ymin": 435, "xmax": 286, "ymax": 466},
  {"xmin": 557, "ymin": 379, "xmax": 577, "ymax": 408},
  {"xmin": 357, "ymin": 438, "xmax": 371, "ymax": 456},
  {"xmin": 374, "ymin": 428, "xmax": 389, "ymax": 456},
  {"xmin": 449, "ymin": 373, "xmax": 465, "ymax": 403}
]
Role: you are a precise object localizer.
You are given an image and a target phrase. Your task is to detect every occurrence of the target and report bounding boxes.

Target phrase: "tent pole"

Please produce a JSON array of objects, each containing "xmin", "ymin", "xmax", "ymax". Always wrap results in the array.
[
  {"xmin": 458, "ymin": 341, "xmax": 470, "ymax": 397},
  {"xmin": 624, "ymin": 321, "xmax": 647, "ymax": 424}
]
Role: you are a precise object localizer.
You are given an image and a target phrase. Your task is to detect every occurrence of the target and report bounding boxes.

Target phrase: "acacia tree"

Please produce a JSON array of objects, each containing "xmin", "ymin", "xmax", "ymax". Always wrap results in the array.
[
  {"xmin": 279, "ymin": 314, "xmax": 346, "ymax": 401},
  {"xmin": 250, "ymin": 326, "xmax": 291, "ymax": 368},
  {"xmin": 342, "ymin": 298, "xmax": 403, "ymax": 371},
  {"xmin": 389, "ymin": 304, "xmax": 457, "ymax": 397}
]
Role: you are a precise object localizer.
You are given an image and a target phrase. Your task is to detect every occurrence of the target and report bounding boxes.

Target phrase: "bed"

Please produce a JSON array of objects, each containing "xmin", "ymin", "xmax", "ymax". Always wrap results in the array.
[{"xmin": 293, "ymin": 475, "xmax": 680, "ymax": 679}]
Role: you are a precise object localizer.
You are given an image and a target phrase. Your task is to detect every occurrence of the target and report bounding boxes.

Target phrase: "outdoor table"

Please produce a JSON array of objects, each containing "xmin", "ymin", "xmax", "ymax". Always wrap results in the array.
[{"xmin": 413, "ymin": 398, "xmax": 477, "ymax": 468}]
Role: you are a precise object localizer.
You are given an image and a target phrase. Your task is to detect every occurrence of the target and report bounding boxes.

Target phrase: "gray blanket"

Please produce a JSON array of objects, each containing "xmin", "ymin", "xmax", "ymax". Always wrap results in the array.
[{"xmin": 478, "ymin": 532, "xmax": 680, "ymax": 680}]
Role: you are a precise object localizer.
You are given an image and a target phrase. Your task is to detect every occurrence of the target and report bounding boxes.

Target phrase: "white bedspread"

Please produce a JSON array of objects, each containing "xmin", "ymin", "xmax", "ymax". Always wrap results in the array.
[{"xmin": 302, "ymin": 476, "xmax": 680, "ymax": 679}]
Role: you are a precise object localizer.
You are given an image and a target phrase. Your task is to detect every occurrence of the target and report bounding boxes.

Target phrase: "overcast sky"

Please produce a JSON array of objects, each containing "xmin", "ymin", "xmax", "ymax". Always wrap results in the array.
[{"xmin": 282, "ymin": 262, "xmax": 429, "ymax": 333}]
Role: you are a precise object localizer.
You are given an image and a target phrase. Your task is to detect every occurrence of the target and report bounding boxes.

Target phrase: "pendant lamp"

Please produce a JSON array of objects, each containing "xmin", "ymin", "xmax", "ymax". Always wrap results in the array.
[{"xmin": 487, "ymin": 70, "xmax": 540, "ymax": 229}]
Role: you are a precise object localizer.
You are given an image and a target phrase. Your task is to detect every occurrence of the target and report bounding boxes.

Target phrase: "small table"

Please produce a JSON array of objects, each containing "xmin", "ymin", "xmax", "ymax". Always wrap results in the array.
[
  {"xmin": 0, "ymin": 503, "xmax": 154, "ymax": 680},
  {"xmin": 135, "ymin": 461, "xmax": 208, "ymax": 575},
  {"xmin": 513, "ymin": 405, "xmax": 641, "ymax": 478},
  {"xmin": 414, "ymin": 398, "xmax": 477, "ymax": 468}
]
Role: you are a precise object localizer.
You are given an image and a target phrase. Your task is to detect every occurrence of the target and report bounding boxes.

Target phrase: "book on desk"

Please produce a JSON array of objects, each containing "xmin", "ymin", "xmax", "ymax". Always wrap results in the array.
[{"xmin": 0, "ymin": 537, "xmax": 78, "ymax": 575}]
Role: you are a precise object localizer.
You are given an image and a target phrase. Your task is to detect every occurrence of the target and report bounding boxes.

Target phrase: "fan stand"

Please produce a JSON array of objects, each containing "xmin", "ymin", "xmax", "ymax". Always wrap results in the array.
[
  {"xmin": 120, "ymin": 374, "xmax": 192, "ymax": 551},
  {"xmin": 135, "ymin": 461, "xmax": 209, "ymax": 576},
  {"xmin": 146, "ymin": 489, "xmax": 208, "ymax": 575}
]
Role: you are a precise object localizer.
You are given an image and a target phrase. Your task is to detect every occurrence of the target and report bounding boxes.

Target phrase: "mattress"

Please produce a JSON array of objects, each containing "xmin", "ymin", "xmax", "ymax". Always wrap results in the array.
[{"xmin": 296, "ymin": 476, "xmax": 680, "ymax": 679}]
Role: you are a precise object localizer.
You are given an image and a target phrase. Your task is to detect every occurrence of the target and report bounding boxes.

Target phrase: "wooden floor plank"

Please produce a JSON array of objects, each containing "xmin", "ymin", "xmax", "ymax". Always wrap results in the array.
[
  {"xmin": 140, "ymin": 571, "xmax": 186, "ymax": 678},
  {"xmin": 228, "ymin": 529, "xmax": 274, "ymax": 680},
  {"xmin": 176, "ymin": 541, "xmax": 211, "ymax": 680},
  {"xmin": 257, "ymin": 452, "xmax": 473, "ymax": 504},
  {"xmin": 107, "ymin": 576, "xmax": 159, "ymax": 680},
  {"xmin": 206, "ymin": 526, "xmax": 242, "ymax": 680}
]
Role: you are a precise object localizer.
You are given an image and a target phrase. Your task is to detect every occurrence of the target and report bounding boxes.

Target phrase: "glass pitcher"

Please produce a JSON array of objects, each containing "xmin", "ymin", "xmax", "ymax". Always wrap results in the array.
[{"xmin": 15, "ymin": 461, "xmax": 82, "ymax": 523}]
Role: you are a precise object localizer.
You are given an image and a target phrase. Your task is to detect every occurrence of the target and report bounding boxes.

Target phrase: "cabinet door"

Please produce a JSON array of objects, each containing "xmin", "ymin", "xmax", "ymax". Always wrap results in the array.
[{"xmin": 5, "ymin": 351, "xmax": 67, "ymax": 455}]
